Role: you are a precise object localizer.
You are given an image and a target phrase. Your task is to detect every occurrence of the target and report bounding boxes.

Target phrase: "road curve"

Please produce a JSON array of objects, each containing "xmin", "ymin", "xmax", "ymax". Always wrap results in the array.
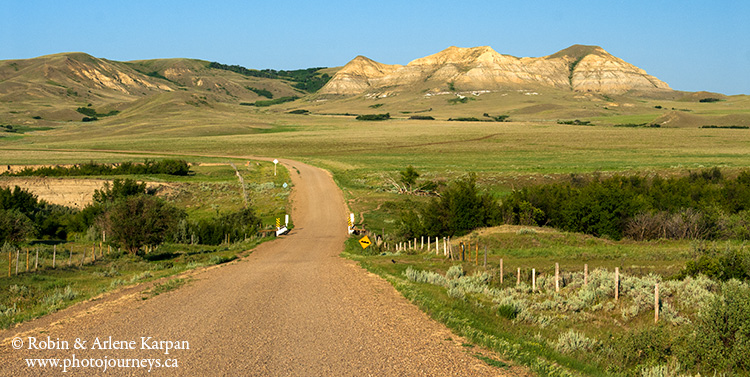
[{"xmin": 1, "ymin": 159, "xmax": 517, "ymax": 376}]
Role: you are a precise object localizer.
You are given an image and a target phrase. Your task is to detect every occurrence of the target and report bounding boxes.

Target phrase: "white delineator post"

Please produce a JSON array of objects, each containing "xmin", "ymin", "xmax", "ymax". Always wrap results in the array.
[
  {"xmin": 273, "ymin": 159, "xmax": 279, "ymax": 176},
  {"xmin": 532, "ymin": 268, "xmax": 536, "ymax": 292}
]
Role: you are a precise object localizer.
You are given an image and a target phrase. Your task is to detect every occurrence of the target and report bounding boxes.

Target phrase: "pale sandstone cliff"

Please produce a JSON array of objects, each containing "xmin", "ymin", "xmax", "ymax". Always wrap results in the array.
[{"xmin": 319, "ymin": 45, "xmax": 670, "ymax": 95}]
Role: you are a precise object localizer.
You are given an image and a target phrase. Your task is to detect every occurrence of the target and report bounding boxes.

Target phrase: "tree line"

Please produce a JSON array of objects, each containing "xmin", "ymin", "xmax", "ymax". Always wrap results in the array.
[
  {"xmin": 397, "ymin": 167, "xmax": 750, "ymax": 242},
  {"xmin": 500, "ymin": 168, "xmax": 750, "ymax": 241},
  {"xmin": 3, "ymin": 159, "xmax": 190, "ymax": 177},
  {"xmin": 208, "ymin": 62, "xmax": 331, "ymax": 93},
  {"xmin": 1, "ymin": 179, "xmax": 262, "ymax": 255}
]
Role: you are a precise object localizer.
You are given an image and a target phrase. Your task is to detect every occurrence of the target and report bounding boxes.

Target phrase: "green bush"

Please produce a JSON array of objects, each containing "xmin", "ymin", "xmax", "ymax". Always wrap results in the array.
[
  {"xmin": 557, "ymin": 120, "xmax": 592, "ymax": 125},
  {"xmin": 700, "ymin": 125, "xmax": 748, "ymax": 129},
  {"xmin": 356, "ymin": 113, "xmax": 390, "ymax": 121},
  {"xmin": 497, "ymin": 304, "xmax": 519, "ymax": 320},
  {"xmin": 104, "ymin": 195, "xmax": 185, "ymax": 254},
  {"xmin": 680, "ymin": 280, "xmax": 750, "ymax": 373},
  {"xmin": 246, "ymin": 86, "xmax": 273, "ymax": 98},
  {"xmin": 76, "ymin": 107, "xmax": 119, "ymax": 118},
  {"xmin": 0, "ymin": 186, "xmax": 76, "ymax": 242},
  {"xmin": 409, "ymin": 115, "xmax": 435, "ymax": 120},
  {"xmin": 614, "ymin": 325, "xmax": 675, "ymax": 368},
  {"xmin": 484, "ymin": 113, "xmax": 510, "ymax": 122},
  {"xmin": 185, "ymin": 208, "xmax": 262, "ymax": 246},
  {"xmin": 447, "ymin": 96, "xmax": 472, "ymax": 104},
  {"xmin": 399, "ymin": 174, "xmax": 501, "ymax": 238},
  {"xmin": 676, "ymin": 244, "xmax": 750, "ymax": 281},
  {"xmin": 249, "ymin": 96, "xmax": 299, "ymax": 107}
]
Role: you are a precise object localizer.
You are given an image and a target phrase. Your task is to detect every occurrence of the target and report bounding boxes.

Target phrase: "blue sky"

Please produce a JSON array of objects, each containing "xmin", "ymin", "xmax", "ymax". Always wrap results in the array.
[{"xmin": 3, "ymin": 0, "xmax": 748, "ymax": 94}]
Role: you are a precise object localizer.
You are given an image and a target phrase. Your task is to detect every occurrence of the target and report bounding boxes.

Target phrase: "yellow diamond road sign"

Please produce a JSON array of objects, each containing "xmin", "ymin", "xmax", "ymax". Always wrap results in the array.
[{"xmin": 359, "ymin": 236, "xmax": 372, "ymax": 249}]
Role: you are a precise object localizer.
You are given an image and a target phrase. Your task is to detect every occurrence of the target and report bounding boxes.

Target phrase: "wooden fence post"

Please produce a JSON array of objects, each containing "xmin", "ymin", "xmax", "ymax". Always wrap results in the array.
[
  {"xmin": 532, "ymin": 268, "xmax": 536, "ymax": 292},
  {"xmin": 500, "ymin": 258, "xmax": 503, "ymax": 284},
  {"xmin": 655, "ymin": 283, "xmax": 659, "ymax": 323},
  {"xmin": 80, "ymin": 247, "xmax": 86, "ymax": 266},
  {"xmin": 615, "ymin": 267, "xmax": 619, "ymax": 301},
  {"xmin": 34, "ymin": 248, "xmax": 39, "ymax": 271},
  {"xmin": 53, "ymin": 245, "xmax": 56, "ymax": 268},
  {"xmin": 484, "ymin": 246, "xmax": 487, "ymax": 269},
  {"xmin": 26, "ymin": 249, "xmax": 29, "ymax": 272},
  {"xmin": 517, "ymin": 267, "xmax": 520, "ymax": 286},
  {"xmin": 555, "ymin": 262, "xmax": 560, "ymax": 293},
  {"xmin": 7, "ymin": 250, "xmax": 11, "ymax": 277},
  {"xmin": 584, "ymin": 264, "xmax": 588, "ymax": 286},
  {"xmin": 15, "ymin": 249, "xmax": 20, "ymax": 275},
  {"xmin": 475, "ymin": 244, "xmax": 479, "ymax": 266},
  {"xmin": 421, "ymin": 236, "xmax": 424, "ymax": 250},
  {"xmin": 68, "ymin": 246, "xmax": 73, "ymax": 266}
]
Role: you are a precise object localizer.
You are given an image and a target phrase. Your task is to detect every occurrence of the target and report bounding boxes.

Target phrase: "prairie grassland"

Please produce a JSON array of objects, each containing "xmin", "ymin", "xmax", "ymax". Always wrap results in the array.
[
  {"xmin": 5, "ymin": 116, "xmax": 750, "ymax": 173},
  {"xmin": 5, "ymin": 112, "xmax": 750, "ymax": 234}
]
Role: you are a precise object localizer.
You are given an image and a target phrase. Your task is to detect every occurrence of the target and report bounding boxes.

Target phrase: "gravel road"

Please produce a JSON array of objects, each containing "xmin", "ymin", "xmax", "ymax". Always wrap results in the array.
[{"xmin": 0, "ymin": 159, "xmax": 522, "ymax": 376}]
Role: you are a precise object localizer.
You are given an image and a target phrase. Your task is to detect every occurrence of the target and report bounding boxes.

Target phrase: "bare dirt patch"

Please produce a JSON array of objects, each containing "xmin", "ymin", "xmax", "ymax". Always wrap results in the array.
[{"xmin": 0, "ymin": 177, "xmax": 173, "ymax": 209}]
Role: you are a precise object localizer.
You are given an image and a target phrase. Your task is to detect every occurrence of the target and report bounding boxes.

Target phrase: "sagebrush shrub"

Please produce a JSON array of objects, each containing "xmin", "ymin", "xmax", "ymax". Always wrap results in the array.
[
  {"xmin": 555, "ymin": 329, "xmax": 598, "ymax": 354},
  {"xmin": 446, "ymin": 265, "xmax": 464, "ymax": 280}
]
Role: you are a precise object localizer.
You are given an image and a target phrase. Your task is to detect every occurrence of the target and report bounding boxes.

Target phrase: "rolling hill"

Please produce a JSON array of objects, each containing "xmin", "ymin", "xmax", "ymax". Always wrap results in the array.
[
  {"xmin": 0, "ymin": 46, "xmax": 747, "ymax": 131},
  {"xmin": 0, "ymin": 52, "xmax": 332, "ymax": 125}
]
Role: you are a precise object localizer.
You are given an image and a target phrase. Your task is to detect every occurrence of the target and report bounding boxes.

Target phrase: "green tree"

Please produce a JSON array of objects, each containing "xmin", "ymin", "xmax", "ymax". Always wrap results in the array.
[
  {"xmin": 0, "ymin": 186, "xmax": 38, "ymax": 216},
  {"xmin": 403, "ymin": 174, "xmax": 501, "ymax": 237},
  {"xmin": 0, "ymin": 209, "xmax": 35, "ymax": 244},
  {"xmin": 103, "ymin": 195, "xmax": 184, "ymax": 254},
  {"xmin": 400, "ymin": 166, "xmax": 420, "ymax": 190},
  {"xmin": 93, "ymin": 178, "xmax": 148, "ymax": 204}
]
